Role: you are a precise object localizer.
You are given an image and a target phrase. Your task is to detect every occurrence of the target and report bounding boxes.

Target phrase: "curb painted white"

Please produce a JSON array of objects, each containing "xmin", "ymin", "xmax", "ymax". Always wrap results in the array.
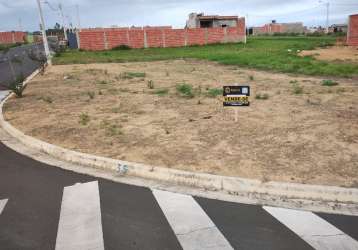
[{"xmin": 1, "ymin": 70, "xmax": 358, "ymax": 207}]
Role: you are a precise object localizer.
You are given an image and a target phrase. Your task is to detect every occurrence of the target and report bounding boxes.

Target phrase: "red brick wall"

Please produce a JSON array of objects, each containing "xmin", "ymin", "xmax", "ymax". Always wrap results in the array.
[
  {"xmin": 348, "ymin": 14, "xmax": 358, "ymax": 46},
  {"xmin": 78, "ymin": 18, "xmax": 246, "ymax": 50},
  {"xmin": 106, "ymin": 28, "xmax": 130, "ymax": 49},
  {"xmin": 0, "ymin": 31, "xmax": 26, "ymax": 44},
  {"xmin": 146, "ymin": 28, "xmax": 165, "ymax": 48},
  {"xmin": 261, "ymin": 24, "xmax": 284, "ymax": 34},
  {"xmin": 164, "ymin": 29, "xmax": 186, "ymax": 47}
]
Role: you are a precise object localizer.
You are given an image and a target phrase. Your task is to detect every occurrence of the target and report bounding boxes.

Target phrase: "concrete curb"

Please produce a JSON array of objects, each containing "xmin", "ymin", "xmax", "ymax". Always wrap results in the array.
[{"xmin": 1, "ymin": 72, "xmax": 358, "ymax": 207}]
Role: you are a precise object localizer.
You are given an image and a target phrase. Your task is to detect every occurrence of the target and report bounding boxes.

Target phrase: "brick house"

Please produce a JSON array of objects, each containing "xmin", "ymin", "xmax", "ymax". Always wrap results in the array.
[
  {"xmin": 347, "ymin": 14, "xmax": 358, "ymax": 46},
  {"xmin": 186, "ymin": 13, "xmax": 240, "ymax": 29}
]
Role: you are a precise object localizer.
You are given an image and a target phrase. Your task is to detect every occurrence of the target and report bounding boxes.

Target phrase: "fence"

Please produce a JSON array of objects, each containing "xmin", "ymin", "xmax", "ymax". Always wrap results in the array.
[
  {"xmin": 0, "ymin": 32, "xmax": 26, "ymax": 44},
  {"xmin": 78, "ymin": 19, "xmax": 246, "ymax": 51},
  {"xmin": 348, "ymin": 14, "xmax": 358, "ymax": 46}
]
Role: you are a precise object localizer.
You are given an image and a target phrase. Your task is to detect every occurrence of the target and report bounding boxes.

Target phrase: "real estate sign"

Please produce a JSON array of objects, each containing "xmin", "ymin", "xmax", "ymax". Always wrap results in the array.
[{"xmin": 223, "ymin": 86, "xmax": 250, "ymax": 107}]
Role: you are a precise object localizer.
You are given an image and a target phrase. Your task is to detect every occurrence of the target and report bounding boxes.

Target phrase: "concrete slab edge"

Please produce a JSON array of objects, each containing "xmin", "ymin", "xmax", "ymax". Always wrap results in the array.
[{"xmin": 1, "ymin": 70, "xmax": 358, "ymax": 209}]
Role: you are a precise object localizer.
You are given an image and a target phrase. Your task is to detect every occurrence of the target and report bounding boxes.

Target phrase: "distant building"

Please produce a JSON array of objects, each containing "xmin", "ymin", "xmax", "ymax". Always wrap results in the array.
[
  {"xmin": 252, "ymin": 21, "xmax": 306, "ymax": 35},
  {"xmin": 186, "ymin": 13, "xmax": 240, "ymax": 29},
  {"xmin": 329, "ymin": 24, "xmax": 348, "ymax": 33}
]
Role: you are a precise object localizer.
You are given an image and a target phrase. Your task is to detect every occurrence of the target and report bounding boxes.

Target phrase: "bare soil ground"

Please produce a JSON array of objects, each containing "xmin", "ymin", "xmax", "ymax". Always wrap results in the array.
[
  {"xmin": 4, "ymin": 60, "xmax": 358, "ymax": 187},
  {"xmin": 300, "ymin": 46, "xmax": 358, "ymax": 63}
]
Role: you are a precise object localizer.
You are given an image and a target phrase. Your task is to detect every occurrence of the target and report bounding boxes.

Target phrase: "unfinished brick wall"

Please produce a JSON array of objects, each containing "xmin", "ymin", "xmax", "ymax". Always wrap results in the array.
[
  {"xmin": 0, "ymin": 31, "xmax": 26, "ymax": 44},
  {"xmin": 348, "ymin": 14, "xmax": 358, "ymax": 46},
  {"xmin": 78, "ymin": 18, "xmax": 246, "ymax": 51}
]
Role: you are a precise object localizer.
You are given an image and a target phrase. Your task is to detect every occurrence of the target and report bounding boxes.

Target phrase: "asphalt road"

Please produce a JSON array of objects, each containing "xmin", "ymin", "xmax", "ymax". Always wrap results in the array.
[
  {"xmin": 1, "ymin": 141, "xmax": 358, "ymax": 250},
  {"xmin": 0, "ymin": 43, "xmax": 45, "ymax": 90}
]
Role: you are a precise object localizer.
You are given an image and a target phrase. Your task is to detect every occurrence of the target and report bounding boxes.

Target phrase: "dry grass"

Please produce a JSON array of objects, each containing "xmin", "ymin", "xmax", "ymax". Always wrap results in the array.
[{"xmin": 4, "ymin": 60, "xmax": 358, "ymax": 187}]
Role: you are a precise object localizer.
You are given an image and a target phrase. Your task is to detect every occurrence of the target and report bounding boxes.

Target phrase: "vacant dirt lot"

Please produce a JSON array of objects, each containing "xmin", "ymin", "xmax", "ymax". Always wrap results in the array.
[
  {"xmin": 4, "ymin": 60, "xmax": 358, "ymax": 187},
  {"xmin": 300, "ymin": 46, "xmax": 358, "ymax": 63}
]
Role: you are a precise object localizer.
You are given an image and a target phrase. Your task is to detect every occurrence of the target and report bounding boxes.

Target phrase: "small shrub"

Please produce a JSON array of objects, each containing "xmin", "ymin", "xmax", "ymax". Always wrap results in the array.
[
  {"xmin": 249, "ymin": 75, "xmax": 254, "ymax": 81},
  {"xmin": 207, "ymin": 88, "xmax": 223, "ymax": 98},
  {"xmin": 255, "ymin": 93, "xmax": 269, "ymax": 100},
  {"xmin": 147, "ymin": 80, "xmax": 154, "ymax": 89},
  {"xmin": 165, "ymin": 71, "xmax": 170, "ymax": 77},
  {"xmin": 105, "ymin": 124, "xmax": 122, "ymax": 136},
  {"xmin": 292, "ymin": 84, "xmax": 304, "ymax": 95},
  {"xmin": 322, "ymin": 79, "xmax": 338, "ymax": 87},
  {"xmin": 112, "ymin": 44, "xmax": 131, "ymax": 50},
  {"xmin": 289, "ymin": 80, "xmax": 298, "ymax": 84},
  {"xmin": 79, "ymin": 113, "xmax": 90, "ymax": 126},
  {"xmin": 176, "ymin": 83, "xmax": 194, "ymax": 98},
  {"xmin": 154, "ymin": 88, "xmax": 169, "ymax": 96},
  {"xmin": 98, "ymin": 90, "xmax": 103, "ymax": 95},
  {"xmin": 9, "ymin": 74, "xmax": 26, "ymax": 98},
  {"xmin": 87, "ymin": 91, "xmax": 95, "ymax": 99}
]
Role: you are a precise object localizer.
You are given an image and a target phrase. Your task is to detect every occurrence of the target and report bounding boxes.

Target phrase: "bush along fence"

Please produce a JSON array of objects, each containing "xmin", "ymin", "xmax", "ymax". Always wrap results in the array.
[
  {"xmin": 77, "ymin": 18, "xmax": 246, "ymax": 51},
  {"xmin": 348, "ymin": 14, "xmax": 358, "ymax": 46},
  {"xmin": 0, "ymin": 31, "xmax": 26, "ymax": 44}
]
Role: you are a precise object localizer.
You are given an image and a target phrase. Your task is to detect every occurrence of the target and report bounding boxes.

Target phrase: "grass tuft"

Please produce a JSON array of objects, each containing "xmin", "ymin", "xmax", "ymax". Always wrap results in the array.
[
  {"xmin": 176, "ymin": 83, "xmax": 194, "ymax": 98},
  {"xmin": 79, "ymin": 113, "xmax": 90, "ymax": 126},
  {"xmin": 154, "ymin": 88, "xmax": 169, "ymax": 96},
  {"xmin": 322, "ymin": 79, "xmax": 338, "ymax": 87},
  {"xmin": 206, "ymin": 88, "xmax": 223, "ymax": 98}
]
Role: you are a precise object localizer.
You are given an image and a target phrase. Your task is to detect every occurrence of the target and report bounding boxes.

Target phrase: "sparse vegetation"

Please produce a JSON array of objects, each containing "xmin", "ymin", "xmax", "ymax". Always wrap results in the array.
[
  {"xmin": 289, "ymin": 80, "xmax": 298, "ymax": 84},
  {"xmin": 96, "ymin": 80, "xmax": 108, "ymax": 85},
  {"xmin": 106, "ymin": 124, "xmax": 122, "ymax": 136},
  {"xmin": 38, "ymin": 96, "xmax": 53, "ymax": 103},
  {"xmin": 87, "ymin": 91, "xmax": 95, "ymax": 99},
  {"xmin": 54, "ymin": 37, "xmax": 358, "ymax": 77},
  {"xmin": 154, "ymin": 88, "xmax": 169, "ymax": 96},
  {"xmin": 9, "ymin": 74, "xmax": 26, "ymax": 98},
  {"xmin": 176, "ymin": 83, "xmax": 194, "ymax": 98},
  {"xmin": 112, "ymin": 44, "xmax": 131, "ymax": 50},
  {"xmin": 292, "ymin": 83, "xmax": 304, "ymax": 95},
  {"xmin": 120, "ymin": 72, "xmax": 146, "ymax": 79},
  {"xmin": 79, "ymin": 113, "xmax": 90, "ymax": 125},
  {"xmin": 206, "ymin": 88, "xmax": 222, "ymax": 98},
  {"xmin": 322, "ymin": 79, "xmax": 338, "ymax": 87},
  {"xmin": 255, "ymin": 93, "xmax": 269, "ymax": 100},
  {"xmin": 111, "ymin": 107, "xmax": 121, "ymax": 113}
]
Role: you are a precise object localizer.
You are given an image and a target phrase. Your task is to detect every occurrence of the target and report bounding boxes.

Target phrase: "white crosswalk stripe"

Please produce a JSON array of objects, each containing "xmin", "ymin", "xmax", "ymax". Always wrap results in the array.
[
  {"xmin": 153, "ymin": 189, "xmax": 234, "ymax": 250},
  {"xmin": 263, "ymin": 206, "xmax": 358, "ymax": 250},
  {"xmin": 0, "ymin": 199, "xmax": 8, "ymax": 215},
  {"xmin": 55, "ymin": 181, "xmax": 104, "ymax": 250}
]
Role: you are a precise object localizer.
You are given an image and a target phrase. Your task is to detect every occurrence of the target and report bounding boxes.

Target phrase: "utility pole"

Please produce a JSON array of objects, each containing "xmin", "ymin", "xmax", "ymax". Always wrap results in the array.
[
  {"xmin": 319, "ymin": 0, "xmax": 330, "ymax": 33},
  {"xmin": 76, "ymin": 4, "xmax": 81, "ymax": 31},
  {"xmin": 325, "ymin": 2, "xmax": 330, "ymax": 33},
  {"xmin": 18, "ymin": 18, "xmax": 22, "ymax": 31},
  {"xmin": 36, "ymin": 0, "xmax": 51, "ymax": 65},
  {"xmin": 59, "ymin": 3, "xmax": 68, "ymax": 40}
]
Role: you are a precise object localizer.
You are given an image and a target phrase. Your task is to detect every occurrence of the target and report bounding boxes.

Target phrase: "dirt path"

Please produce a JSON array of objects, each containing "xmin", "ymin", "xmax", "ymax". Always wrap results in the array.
[
  {"xmin": 4, "ymin": 60, "xmax": 358, "ymax": 187},
  {"xmin": 300, "ymin": 46, "xmax": 358, "ymax": 63}
]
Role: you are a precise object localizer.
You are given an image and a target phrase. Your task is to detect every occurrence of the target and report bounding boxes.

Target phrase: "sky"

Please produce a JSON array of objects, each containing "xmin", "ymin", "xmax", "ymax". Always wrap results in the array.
[{"xmin": 0, "ymin": 0, "xmax": 358, "ymax": 31}]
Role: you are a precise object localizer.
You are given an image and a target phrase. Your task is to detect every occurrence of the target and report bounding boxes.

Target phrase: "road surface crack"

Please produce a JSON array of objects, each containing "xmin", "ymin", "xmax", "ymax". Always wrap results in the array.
[{"xmin": 176, "ymin": 226, "xmax": 215, "ymax": 236}]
